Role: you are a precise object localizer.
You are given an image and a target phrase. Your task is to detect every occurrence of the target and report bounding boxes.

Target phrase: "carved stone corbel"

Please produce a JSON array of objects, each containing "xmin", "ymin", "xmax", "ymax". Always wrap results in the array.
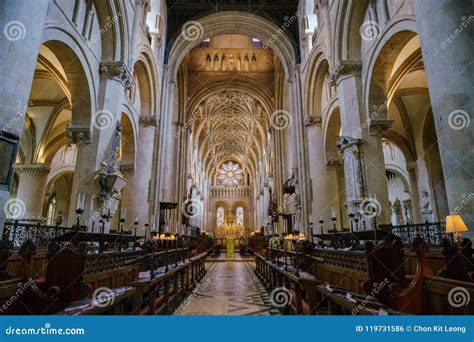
[
  {"xmin": 100, "ymin": 61, "xmax": 135, "ymax": 90},
  {"xmin": 304, "ymin": 115, "xmax": 322, "ymax": 128},
  {"xmin": 66, "ymin": 126, "xmax": 91, "ymax": 145},
  {"xmin": 139, "ymin": 116, "xmax": 158, "ymax": 128},
  {"xmin": 329, "ymin": 60, "xmax": 362, "ymax": 86}
]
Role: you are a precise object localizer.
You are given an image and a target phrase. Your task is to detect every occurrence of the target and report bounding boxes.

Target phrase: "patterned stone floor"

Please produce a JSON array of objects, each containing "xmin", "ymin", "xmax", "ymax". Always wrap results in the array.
[{"xmin": 175, "ymin": 262, "xmax": 280, "ymax": 316}]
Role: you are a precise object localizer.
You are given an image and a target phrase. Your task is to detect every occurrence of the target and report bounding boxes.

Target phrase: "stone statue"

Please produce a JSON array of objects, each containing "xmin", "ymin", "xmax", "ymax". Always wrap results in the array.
[
  {"xmin": 420, "ymin": 190, "xmax": 430, "ymax": 210},
  {"xmin": 390, "ymin": 198, "xmax": 402, "ymax": 225}
]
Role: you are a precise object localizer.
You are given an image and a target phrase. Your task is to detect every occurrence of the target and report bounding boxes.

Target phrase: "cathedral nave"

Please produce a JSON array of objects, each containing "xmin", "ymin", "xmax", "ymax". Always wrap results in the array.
[{"xmin": 0, "ymin": 0, "xmax": 472, "ymax": 316}]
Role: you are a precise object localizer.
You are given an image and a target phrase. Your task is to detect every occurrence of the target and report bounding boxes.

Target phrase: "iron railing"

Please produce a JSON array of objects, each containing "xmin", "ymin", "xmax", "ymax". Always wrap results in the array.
[
  {"xmin": 390, "ymin": 221, "xmax": 447, "ymax": 246},
  {"xmin": 2, "ymin": 220, "xmax": 77, "ymax": 248}
]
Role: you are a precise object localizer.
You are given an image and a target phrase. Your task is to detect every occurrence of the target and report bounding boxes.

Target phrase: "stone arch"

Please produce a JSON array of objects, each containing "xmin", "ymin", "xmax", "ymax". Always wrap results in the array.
[
  {"xmin": 92, "ymin": 0, "xmax": 129, "ymax": 62},
  {"xmin": 336, "ymin": 0, "xmax": 370, "ymax": 61},
  {"xmin": 133, "ymin": 50, "xmax": 157, "ymax": 117},
  {"xmin": 323, "ymin": 107, "xmax": 342, "ymax": 164},
  {"xmin": 364, "ymin": 22, "xmax": 418, "ymax": 120},
  {"xmin": 120, "ymin": 112, "xmax": 136, "ymax": 167},
  {"xmin": 167, "ymin": 11, "xmax": 297, "ymax": 81},
  {"xmin": 40, "ymin": 33, "xmax": 95, "ymax": 127},
  {"xmin": 304, "ymin": 48, "xmax": 331, "ymax": 117}
]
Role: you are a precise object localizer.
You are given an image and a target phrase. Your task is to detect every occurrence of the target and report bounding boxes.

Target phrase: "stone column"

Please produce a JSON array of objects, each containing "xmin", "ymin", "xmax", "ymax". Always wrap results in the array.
[
  {"xmin": 125, "ymin": 116, "xmax": 157, "ymax": 234},
  {"xmin": 15, "ymin": 164, "xmax": 50, "ymax": 218},
  {"xmin": 130, "ymin": 0, "xmax": 150, "ymax": 64},
  {"xmin": 0, "ymin": 0, "xmax": 49, "ymax": 231},
  {"xmin": 305, "ymin": 116, "xmax": 341, "ymax": 231},
  {"xmin": 414, "ymin": 0, "xmax": 474, "ymax": 227},
  {"xmin": 287, "ymin": 67, "xmax": 311, "ymax": 235},
  {"xmin": 67, "ymin": 62, "xmax": 133, "ymax": 228},
  {"xmin": 119, "ymin": 163, "xmax": 135, "ymax": 232},
  {"xmin": 332, "ymin": 61, "xmax": 391, "ymax": 226},
  {"xmin": 406, "ymin": 162, "xmax": 422, "ymax": 224},
  {"xmin": 158, "ymin": 78, "xmax": 178, "ymax": 203}
]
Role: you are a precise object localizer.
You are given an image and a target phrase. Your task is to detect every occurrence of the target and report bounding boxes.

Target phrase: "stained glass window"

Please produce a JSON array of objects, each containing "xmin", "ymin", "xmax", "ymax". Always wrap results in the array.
[
  {"xmin": 236, "ymin": 207, "xmax": 244, "ymax": 226},
  {"xmin": 217, "ymin": 161, "xmax": 243, "ymax": 186},
  {"xmin": 217, "ymin": 207, "xmax": 225, "ymax": 226}
]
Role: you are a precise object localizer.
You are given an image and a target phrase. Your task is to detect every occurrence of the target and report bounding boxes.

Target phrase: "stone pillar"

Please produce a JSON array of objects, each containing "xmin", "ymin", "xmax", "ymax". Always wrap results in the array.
[
  {"xmin": 332, "ymin": 61, "xmax": 391, "ymax": 226},
  {"xmin": 125, "ymin": 116, "xmax": 157, "ymax": 234},
  {"xmin": 119, "ymin": 163, "xmax": 135, "ymax": 232},
  {"xmin": 287, "ymin": 67, "xmax": 311, "ymax": 235},
  {"xmin": 305, "ymin": 116, "xmax": 341, "ymax": 231},
  {"xmin": 414, "ymin": 0, "xmax": 474, "ymax": 227},
  {"xmin": 0, "ymin": 0, "xmax": 49, "ymax": 231},
  {"xmin": 67, "ymin": 62, "xmax": 133, "ymax": 228},
  {"xmin": 159, "ymin": 78, "xmax": 178, "ymax": 203},
  {"xmin": 130, "ymin": 0, "xmax": 150, "ymax": 64},
  {"xmin": 406, "ymin": 162, "xmax": 422, "ymax": 224},
  {"xmin": 15, "ymin": 164, "xmax": 50, "ymax": 218}
]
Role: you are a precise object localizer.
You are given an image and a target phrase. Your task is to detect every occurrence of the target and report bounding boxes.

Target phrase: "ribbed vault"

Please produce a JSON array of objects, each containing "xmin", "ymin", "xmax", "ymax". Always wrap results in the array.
[{"xmin": 189, "ymin": 89, "xmax": 270, "ymax": 180}]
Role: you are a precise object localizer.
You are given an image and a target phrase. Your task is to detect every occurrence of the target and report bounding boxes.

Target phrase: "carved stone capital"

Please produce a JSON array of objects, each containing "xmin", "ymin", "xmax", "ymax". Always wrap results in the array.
[
  {"xmin": 16, "ymin": 163, "xmax": 50, "ymax": 176},
  {"xmin": 100, "ymin": 62, "xmax": 135, "ymax": 90},
  {"xmin": 304, "ymin": 115, "xmax": 322, "ymax": 127},
  {"xmin": 120, "ymin": 162, "xmax": 135, "ymax": 175},
  {"xmin": 369, "ymin": 119, "xmax": 394, "ymax": 137},
  {"xmin": 139, "ymin": 116, "xmax": 158, "ymax": 127},
  {"xmin": 329, "ymin": 60, "xmax": 362, "ymax": 86},
  {"xmin": 336, "ymin": 135, "xmax": 363, "ymax": 153},
  {"xmin": 66, "ymin": 126, "xmax": 91, "ymax": 145}
]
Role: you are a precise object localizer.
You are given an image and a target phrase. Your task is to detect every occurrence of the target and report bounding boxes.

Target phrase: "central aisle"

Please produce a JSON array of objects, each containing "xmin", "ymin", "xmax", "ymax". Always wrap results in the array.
[{"xmin": 176, "ymin": 261, "xmax": 280, "ymax": 316}]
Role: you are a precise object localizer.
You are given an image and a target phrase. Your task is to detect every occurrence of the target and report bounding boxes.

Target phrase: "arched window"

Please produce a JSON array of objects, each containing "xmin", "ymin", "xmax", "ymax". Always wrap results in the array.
[
  {"xmin": 236, "ymin": 207, "xmax": 244, "ymax": 226},
  {"xmin": 217, "ymin": 207, "xmax": 225, "ymax": 226}
]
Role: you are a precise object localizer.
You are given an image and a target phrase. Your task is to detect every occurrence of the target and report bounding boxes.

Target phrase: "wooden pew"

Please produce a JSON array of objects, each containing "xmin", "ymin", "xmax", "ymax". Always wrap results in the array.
[
  {"xmin": 254, "ymin": 252, "xmax": 320, "ymax": 315},
  {"xmin": 59, "ymin": 286, "xmax": 136, "ymax": 315},
  {"xmin": 129, "ymin": 252, "xmax": 207, "ymax": 315},
  {"xmin": 20, "ymin": 241, "xmax": 90, "ymax": 314},
  {"xmin": 318, "ymin": 284, "xmax": 400, "ymax": 315}
]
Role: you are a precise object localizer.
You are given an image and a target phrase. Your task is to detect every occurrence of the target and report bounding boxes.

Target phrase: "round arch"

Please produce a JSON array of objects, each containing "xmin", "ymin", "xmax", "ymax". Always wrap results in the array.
[{"xmin": 167, "ymin": 11, "xmax": 296, "ymax": 81}]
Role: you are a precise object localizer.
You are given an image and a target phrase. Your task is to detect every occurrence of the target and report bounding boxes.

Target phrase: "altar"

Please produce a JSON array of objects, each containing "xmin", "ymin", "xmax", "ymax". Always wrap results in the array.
[{"xmin": 215, "ymin": 213, "xmax": 244, "ymax": 258}]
